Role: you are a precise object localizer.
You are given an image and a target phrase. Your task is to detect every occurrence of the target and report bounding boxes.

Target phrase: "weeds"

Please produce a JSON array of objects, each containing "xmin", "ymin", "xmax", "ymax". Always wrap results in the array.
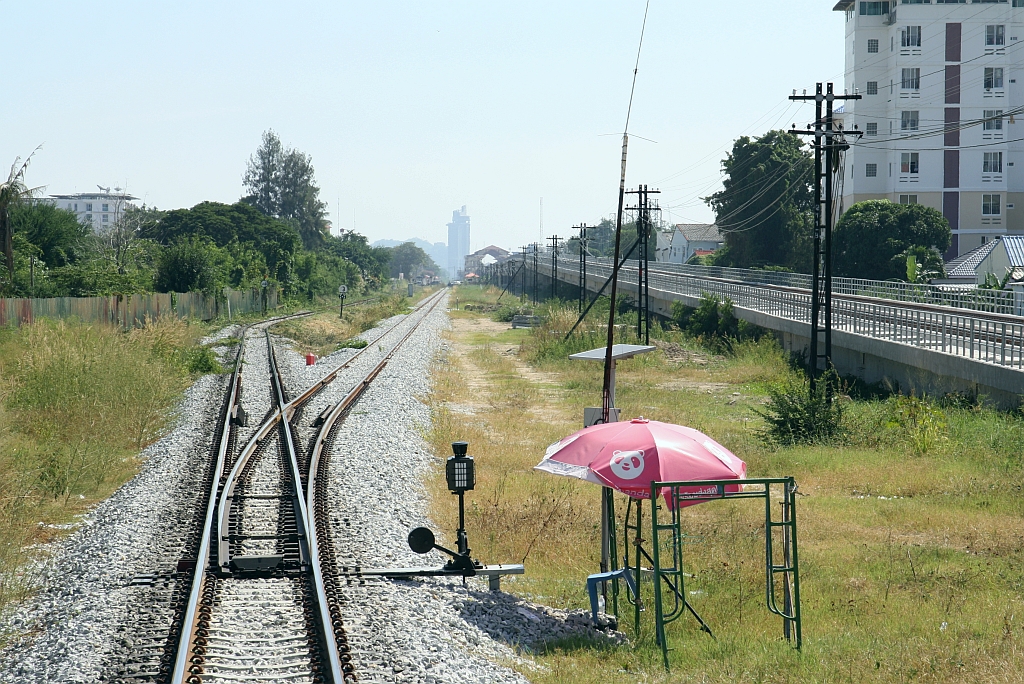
[
  {"xmin": 0, "ymin": 316, "xmax": 210, "ymax": 614},
  {"xmin": 755, "ymin": 370, "xmax": 847, "ymax": 445}
]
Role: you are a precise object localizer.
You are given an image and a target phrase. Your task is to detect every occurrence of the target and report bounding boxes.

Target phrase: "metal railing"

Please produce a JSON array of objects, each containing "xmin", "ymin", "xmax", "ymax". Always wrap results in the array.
[
  {"xmin": 586, "ymin": 257, "xmax": 1020, "ymax": 316},
  {"xmin": 538, "ymin": 259, "xmax": 1024, "ymax": 371}
]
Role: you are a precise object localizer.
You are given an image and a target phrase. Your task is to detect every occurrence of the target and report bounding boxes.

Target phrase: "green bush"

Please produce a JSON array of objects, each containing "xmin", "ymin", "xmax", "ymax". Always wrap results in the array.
[
  {"xmin": 338, "ymin": 338, "xmax": 368, "ymax": 349},
  {"xmin": 756, "ymin": 370, "xmax": 846, "ymax": 446},
  {"xmin": 174, "ymin": 345, "xmax": 224, "ymax": 375},
  {"xmin": 671, "ymin": 293, "xmax": 752, "ymax": 354},
  {"xmin": 493, "ymin": 303, "xmax": 531, "ymax": 322}
]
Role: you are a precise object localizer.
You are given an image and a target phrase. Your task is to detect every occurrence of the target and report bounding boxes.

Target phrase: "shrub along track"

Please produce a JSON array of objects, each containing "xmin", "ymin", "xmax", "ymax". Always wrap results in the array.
[{"xmin": 108, "ymin": 291, "xmax": 446, "ymax": 684}]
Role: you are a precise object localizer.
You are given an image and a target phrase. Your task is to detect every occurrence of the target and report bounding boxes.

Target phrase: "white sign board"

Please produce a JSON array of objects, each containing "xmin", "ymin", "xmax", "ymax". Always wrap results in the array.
[{"xmin": 338, "ymin": 285, "xmax": 348, "ymax": 296}]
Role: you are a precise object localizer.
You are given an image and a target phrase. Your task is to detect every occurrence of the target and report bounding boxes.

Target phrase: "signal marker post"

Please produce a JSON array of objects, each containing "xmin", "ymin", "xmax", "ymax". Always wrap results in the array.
[{"xmin": 338, "ymin": 284, "xmax": 347, "ymax": 319}]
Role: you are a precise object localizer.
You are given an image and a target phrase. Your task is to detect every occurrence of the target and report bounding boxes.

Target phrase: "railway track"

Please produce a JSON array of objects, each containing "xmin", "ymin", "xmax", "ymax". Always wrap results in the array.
[{"xmin": 165, "ymin": 289, "xmax": 447, "ymax": 684}]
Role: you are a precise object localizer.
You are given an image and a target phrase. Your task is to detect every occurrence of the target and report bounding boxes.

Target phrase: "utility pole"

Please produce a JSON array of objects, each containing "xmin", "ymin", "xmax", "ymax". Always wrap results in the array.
[
  {"xmin": 625, "ymin": 185, "xmax": 660, "ymax": 344},
  {"xmin": 576, "ymin": 224, "xmax": 590, "ymax": 314},
  {"xmin": 519, "ymin": 245, "xmax": 529, "ymax": 299},
  {"xmin": 532, "ymin": 243, "xmax": 539, "ymax": 305},
  {"xmin": 789, "ymin": 83, "xmax": 861, "ymax": 393},
  {"xmin": 548, "ymin": 235, "xmax": 561, "ymax": 300}
]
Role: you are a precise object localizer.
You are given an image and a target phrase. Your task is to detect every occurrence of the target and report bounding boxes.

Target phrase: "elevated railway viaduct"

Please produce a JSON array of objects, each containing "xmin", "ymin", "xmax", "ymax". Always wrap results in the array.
[{"xmin": 511, "ymin": 258, "xmax": 1024, "ymax": 408}]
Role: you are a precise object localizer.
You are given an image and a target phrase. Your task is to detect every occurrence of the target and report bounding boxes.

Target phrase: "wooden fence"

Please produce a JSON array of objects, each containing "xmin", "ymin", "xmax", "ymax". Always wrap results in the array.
[{"xmin": 0, "ymin": 288, "xmax": 278, "ymax": 329}]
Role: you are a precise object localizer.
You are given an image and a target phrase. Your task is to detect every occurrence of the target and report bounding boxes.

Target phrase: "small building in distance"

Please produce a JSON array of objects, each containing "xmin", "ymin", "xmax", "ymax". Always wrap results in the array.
[
  {"xmin": 656, "ymin": 223, "xmax": 723, "ymax": 264},
  {"xmin": 463, "ymin": 245, "xmax": 511, "ymax": 276},
  {"xmin": 935, "ymin": 239, "xmax": 1001, "ymax": 285},
  {"xmin": 971, "ymin": 235, "xmax": 1024, "ymax": 286},
  {"xmin": 45, "ymin": 189, "xmax": 138, "ymax": 232}
]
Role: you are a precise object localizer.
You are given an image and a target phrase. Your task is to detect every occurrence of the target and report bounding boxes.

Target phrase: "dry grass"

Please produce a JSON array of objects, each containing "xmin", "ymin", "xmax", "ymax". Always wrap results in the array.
[
  {"xmin": 0, "ymin": 316, "xmax": 212, "ymax": 616},
  {"xmin": 422, "ymin": 285, "xmax": 1024, "ymax": 683},
  {"xmin": 272, "ymin": 289, "xmax": 439, "ymax": 357}
]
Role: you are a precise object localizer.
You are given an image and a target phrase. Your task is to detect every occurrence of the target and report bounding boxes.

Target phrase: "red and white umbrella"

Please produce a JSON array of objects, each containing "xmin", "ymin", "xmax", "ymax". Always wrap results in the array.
[{"xmin": 535, "ymin": 417, "xmax": 746, "ymax": 508}]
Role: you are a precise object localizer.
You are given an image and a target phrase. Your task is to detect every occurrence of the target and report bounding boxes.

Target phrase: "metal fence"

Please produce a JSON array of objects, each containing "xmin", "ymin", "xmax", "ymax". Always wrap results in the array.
[
  {"xmin": 543, "ymin": 260, "xmax": 1024, "ymax": 370},
  {"xmin": 587, "ymin": 257, "xmax": 1021, "ymax": 316},
  {"xmin": 0, "ymin": 287, "xmax": 278, "ymax": 329}
]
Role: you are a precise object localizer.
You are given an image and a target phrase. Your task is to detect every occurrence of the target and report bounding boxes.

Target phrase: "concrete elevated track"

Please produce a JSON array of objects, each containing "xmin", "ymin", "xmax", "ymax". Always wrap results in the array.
[{"xmin": 510, "ymin": 257, "xmax": 1024, "ymax": 408}]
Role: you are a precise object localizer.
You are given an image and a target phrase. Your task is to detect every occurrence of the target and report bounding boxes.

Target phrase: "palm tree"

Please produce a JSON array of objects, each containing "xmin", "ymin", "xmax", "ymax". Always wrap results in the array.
[{"xmin": 0, "ymin": 147, "xmax": 42, "ymax": 291}]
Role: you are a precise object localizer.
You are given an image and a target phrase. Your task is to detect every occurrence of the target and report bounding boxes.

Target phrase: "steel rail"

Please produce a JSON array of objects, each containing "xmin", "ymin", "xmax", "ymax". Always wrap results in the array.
[
  {"xmin": 283, "ymin": 289, "xmax": 448, "ymax": 414},
  {"xmin": 169, "ymin": 310, "xmax": 311, "ymax": 684},
  {"xmin": 304, "ymin": 289, "xmax": 448, "ymax": 682},
  {"xmin": 171, "ymin": 290, "xmax": 446, "ymax": 684}
]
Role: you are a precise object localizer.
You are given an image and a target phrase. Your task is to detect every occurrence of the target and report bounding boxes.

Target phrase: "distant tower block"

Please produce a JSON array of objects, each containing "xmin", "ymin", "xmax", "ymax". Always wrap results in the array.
[{"xmin": 447, "ymin": 206, "xmax": 471, "ymax": 279}]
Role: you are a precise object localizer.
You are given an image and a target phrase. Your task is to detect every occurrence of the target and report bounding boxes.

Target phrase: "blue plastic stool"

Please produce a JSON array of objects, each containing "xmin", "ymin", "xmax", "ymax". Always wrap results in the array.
[{"xmin": 586, "ymin": 569, "xmax": 638, "ymax": 626}]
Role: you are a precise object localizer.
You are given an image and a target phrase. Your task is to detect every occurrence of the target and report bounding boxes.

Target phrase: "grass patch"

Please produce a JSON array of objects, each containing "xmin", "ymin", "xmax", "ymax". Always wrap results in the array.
[
  {"xmin": 270, "ymin": 290, "xmax": 435, "ymax": 356},
  {"xmin": 0, "ymin": 316, "xmax": 219, "ymax": 616},
  {"xmin": 424, "ymin": 285, "xmax": 1024, "ymax": 683}
]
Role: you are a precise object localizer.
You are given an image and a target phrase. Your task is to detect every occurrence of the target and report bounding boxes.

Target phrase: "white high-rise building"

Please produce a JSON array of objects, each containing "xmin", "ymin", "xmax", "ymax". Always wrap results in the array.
[
  {"xmin": 447, "ymin": 206, "xmax": 471, "ymax": 279},
  {"xmin": 837, "ymin": 0, "xmax": 1023, "ymax": 258}
]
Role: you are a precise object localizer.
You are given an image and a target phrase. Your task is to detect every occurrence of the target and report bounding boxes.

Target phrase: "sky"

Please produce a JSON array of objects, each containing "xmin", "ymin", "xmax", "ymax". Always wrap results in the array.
[{"xmin": 1, "ymin": 1, "xmax": 845, "ymax": 253}]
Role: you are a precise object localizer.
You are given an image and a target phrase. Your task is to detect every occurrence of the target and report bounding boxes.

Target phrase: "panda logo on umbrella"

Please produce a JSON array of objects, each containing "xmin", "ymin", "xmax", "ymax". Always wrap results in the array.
[{"xmin": 609, "ymin": 449, "xmax": 646, "ymax": 480}]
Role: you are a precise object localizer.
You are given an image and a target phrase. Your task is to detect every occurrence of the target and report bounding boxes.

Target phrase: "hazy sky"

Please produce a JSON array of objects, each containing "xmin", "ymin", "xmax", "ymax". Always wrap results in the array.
[{"xmin": 2, "ymin": 1, "xmax": 844, "ymax": 252}]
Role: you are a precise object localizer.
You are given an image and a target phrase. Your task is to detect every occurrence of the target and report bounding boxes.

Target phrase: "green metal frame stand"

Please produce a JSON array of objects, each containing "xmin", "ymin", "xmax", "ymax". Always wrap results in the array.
[{"xmin": 640, "ymin": 477, "xmax": 802, "ymax": 671}]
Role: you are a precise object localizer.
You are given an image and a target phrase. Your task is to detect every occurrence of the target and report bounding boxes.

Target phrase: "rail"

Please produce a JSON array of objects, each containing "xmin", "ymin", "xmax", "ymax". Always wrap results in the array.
[{"xmin": 169, "ymin": 288, "xmax": 448, "ymax": 683}]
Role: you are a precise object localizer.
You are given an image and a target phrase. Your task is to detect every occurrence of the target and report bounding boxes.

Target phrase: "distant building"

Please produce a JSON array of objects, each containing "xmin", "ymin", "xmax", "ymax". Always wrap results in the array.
[
  {"xmin": 45, "ymin": 190, "xmax": 138, "ymax": 232},
  {"xmin": 835, "ymin": 1, "xmax": 1024, "ymax": 259},
  {"xmin": 463, "ymin": 245, "xmax": 510, "ymax": 276},
  {"xmin": 447, "ymin": 206, "xmax": 471, "ymax": 279},
  {"xmin": 656, "ymin": 224, "xmax": 723, "ymax": 264}
]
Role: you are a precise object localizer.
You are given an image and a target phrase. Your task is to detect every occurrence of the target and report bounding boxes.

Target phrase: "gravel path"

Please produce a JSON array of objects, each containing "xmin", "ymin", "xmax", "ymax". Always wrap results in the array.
[{"xmin": 0, "ymin": 295, "xmax": 618, "ymax": 684}]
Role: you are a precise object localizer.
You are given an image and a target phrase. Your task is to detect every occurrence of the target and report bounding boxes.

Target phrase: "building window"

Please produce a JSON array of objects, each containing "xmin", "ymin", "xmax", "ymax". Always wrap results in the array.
[
  {"xmin": 860, "ymin": 2, "xmax": 889, "ymax": 14},
  {"xmin": 986, "ymin": 25, "xmax": 1006, "ymax": 46},
  {"xmin": 868, "ymin": 38, "xmax": 879, "ymax": 53},
  {"xmin": 866, "ymin": 81, "xmax": 878, "ymax": 95},
  {"xmin": 983, "ymin": 194, "xmax": 1001, "ymax": 215},
  {"xmin": 866, "ymin": 163, "xmax": 878, "ymax": 177},
  {"xmin": 901, "ymin": 152, "xmax": 920, "ymax": 173},
  {"xmin": 901, "ymin": 68, "xmax": 921, "ymax": 90},
  {"xmin": 902, "ymin": 0, "xmax": 928, "ymax": 3},
  {"xmin": 899, "ymin": 194, "xmax": 919, "ymax": 204},
  {"xmin": 902, "ymin": 26, "xmax": 922, "ymax": 47},
  {"xmin": 901, "ymin": 110, "xmax": 920, "ymax": 131},
  {"xmin": 984, "ymin": 67, "xmax": 1004, "ymax": 89},
  {"xmin": 85, "ymin": 203, "xmax": 93, "ymax": 212},
  {"xmin": 984, "ymin": 152, "xmax": 1003, "ymax": 172},
  {"xmin": 102, "ymin": 203, "xmax": 109, "ymax": 212},
  {"xmin": 102, "ymin": 214, "xmax": 109, "ymax": 223},
  {"xmin": 983, "ymin": 110, "xmax": 1004, "ymax": 130},
  {"xmin": 85, "ymin": 214, "xmax": 92, "ymax": 222},
  {"xmin": 866, "ymin": 122, "xmax": 878, "ymax": 136}
]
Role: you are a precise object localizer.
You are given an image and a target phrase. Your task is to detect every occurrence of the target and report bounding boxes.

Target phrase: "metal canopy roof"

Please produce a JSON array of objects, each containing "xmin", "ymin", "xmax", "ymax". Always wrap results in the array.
[{"xmin": 569, "ymin": 344, "xmax": 657, "ymax": 362}]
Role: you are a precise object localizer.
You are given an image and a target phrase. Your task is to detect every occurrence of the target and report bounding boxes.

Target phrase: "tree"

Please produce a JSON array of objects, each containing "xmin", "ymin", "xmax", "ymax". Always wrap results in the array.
[
  {"xmin": 388, "ymin": 242, "xmax": 438, "ymax": 279},
  {"xmin": 833, "ymin": 200, "xmax": 951, "ymax": 281},
  {"xmin": 146, "ymin": 201, "xmax": 301, "ymax": 284},
  {"xmin": 705, "ymin": 131, "xmax": 814, "ymax": 270},
  {"xmin": 9, "ymin": 202, "xmax": 88, "ymax": 268},
  {"xmin": 242, "ymin": 130, "xmax": 329, "ymax": 249},
  {"xmin": 325, "ymin": 232, "xmax": 391, "ymax": 284},
  {"xmin": 0, "ymin": 148, "xmax": 42, "ymax": 289},
  {"xmin": 154, "ymin": 236, "xmax": 221, "ymax": 294}
]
